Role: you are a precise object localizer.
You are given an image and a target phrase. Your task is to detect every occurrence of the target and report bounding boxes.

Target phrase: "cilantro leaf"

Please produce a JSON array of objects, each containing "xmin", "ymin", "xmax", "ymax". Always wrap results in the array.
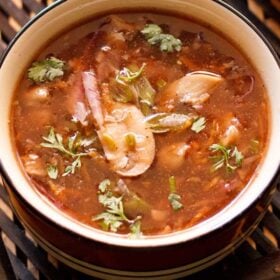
[
  {"xmin": 140, "ymin": 24, "xmax": 162, "ymax": 38},
  {"xmin": 231, "ymin": 146, "xmax": 244, "ymax": 166},
  {"xmin": 93, "ymin": 179, "xmax": 142, "ymax": 235},
  {"xmin": 209, "ymin": 144, "xmax": 243, "ymax": 172},
  {"xmin": 94, "ymin": 212, "xmax": 123, "ymax": 232},
  {"xmin": 62, "ymin": 156, "xmax": 81, "ymax": 176},
  {"xmin": 47, "ymin": 164, "xmax": 58, "ymax": 179},
  {"xmin": 141, "ymin": 24, "xmax": 182, "ymax": 53},
  {"xmin": 191, "ymin": 117, "xmax": 206, "ymax": 133},
  {"xmin": 41, "ymin": 127, "xmax": 89, "ymax": 178},
  {"xmin": 98, "ymin": 179, "xmax": 111, "ymax": 193},
  {"xmin": 41, "ymin": 127, "xmax": 87, "ymax": 158},
  {"xmin": 28, "ymin": 57, "xmax": 66, "ymax": 83},
  {"xmin": 168, "ymin": 193, "xmax": 183, "ymax": 211}
]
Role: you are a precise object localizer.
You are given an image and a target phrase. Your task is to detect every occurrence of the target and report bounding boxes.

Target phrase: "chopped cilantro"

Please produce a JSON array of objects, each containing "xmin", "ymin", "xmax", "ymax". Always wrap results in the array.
[
  {"xmin": 47, "ymin": 164, "xmax": 58, "ymax": 179},
  {"xmin": 191, "ymin": 117, "xmax": 206, "ymax": 133},
  {"xmin": 141, "ymin": 24, "xmax": 182, "ymax": 53},
  {"xmin": 28, "ymin": 57, "xmax": 65, "ymax": 83},
  {"xmin": 93, "ymin": 179, "xmax": 142, "ymax": 235},
  {"xmin": 209, "ymin": 144, "xmax": 244, "ymax": 173}
]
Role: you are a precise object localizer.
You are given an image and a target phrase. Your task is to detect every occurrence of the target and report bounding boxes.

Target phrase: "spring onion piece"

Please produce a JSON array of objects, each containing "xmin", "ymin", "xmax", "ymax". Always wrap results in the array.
[
  {"xmin": 112, "ymin": 64, "xmax": 156, "ymax": 115},
  {"xmin": 145, "ymin": 113, "xmax": 194, "ymax": 133},
  {"xmin": 168, "ymin": 176, "xmax": 183, "ymax": 211}
]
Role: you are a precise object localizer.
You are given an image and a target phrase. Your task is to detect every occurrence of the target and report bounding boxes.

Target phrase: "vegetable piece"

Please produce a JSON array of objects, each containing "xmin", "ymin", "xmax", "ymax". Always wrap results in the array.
[
  {"xmin": 112, "ymin": 64, "xmax": 156, "ymax": 115},
  {"xmin": 158, "ymin": 71, "xmax": 223, "ymax": 110},
  {"xmin": 250, "ymin": 139, "xmax": 260, "ymax": 154},
  {"xmin": 168, "ymin": 176, "xmax": 183, "ymax": 211},
  {"xmin": 116, "ymin": 64, "xmax": 145, "ymax": 84},
  {"xmin": 157, "ymin": 142, "xmax": 190, "ymax": 170},
  {"xmin": 116, "ymin": 179, "xmax": 150, "ymax": 217},
  {"xmin": 191, "ymin": 117, "xmax": 206, "ymax": 133},
  {"xmin": 136, "ymin": 76, "xmax": 156, "ymax": 116},
  {"xmin": 110, "ymin": 79, "xmax": 135, "ymax": 103},
  {"xmin": 22, "ymin": 154, "xmax": 47, "ymax": 177},
  {"xmin": 156, "ymin": 79, "xmax": 167, "ymax": 90},
  {"xmin": 209, "ymin": 144, "xmax": 244, "ymax": 173},
  {"xmin": 141, "ymin": 24, "xmax": 182, "ymax": 52},
  {"xmin": 220, "ymin": 117, "xmax": 240, "ymax": 146},
  {"xmin": 93, "ymin": 179, "xmax": 142, "ymax": 234},
  {"xmin": 47, "ymin": 164, "xmax": 58, "ymax": 179},
  {"xmin": 145, "ymin": 113, "xmax": 195, "ymax": 133},
  {"xmin": 28, "ymin": 57, "xmax": 65, "ymax": 83}
]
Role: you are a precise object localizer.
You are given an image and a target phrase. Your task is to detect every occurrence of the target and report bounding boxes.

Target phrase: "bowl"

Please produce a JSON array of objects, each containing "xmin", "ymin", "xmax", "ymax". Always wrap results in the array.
[{"xmin": 0, "ymin": 0, "xmax": 280, "ymax": 278}]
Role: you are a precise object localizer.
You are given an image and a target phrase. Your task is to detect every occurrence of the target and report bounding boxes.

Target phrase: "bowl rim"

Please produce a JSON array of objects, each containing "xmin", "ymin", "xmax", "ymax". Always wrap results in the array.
[{"xmin": 0, "ymin": 0, "xmax": 280, "ymax": 248}]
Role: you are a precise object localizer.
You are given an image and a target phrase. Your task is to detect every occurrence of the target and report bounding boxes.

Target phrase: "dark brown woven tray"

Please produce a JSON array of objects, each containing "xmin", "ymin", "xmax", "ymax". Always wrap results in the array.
[{"xmin": 0, "ymin": 1, "xmax": 280, "ymax": 279}]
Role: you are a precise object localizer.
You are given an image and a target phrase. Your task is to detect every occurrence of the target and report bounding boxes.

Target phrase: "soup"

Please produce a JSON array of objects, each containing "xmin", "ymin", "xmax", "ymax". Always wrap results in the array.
[{"xmin": 11, "ymin": 12, "xmax": 268, "ymax": 237}]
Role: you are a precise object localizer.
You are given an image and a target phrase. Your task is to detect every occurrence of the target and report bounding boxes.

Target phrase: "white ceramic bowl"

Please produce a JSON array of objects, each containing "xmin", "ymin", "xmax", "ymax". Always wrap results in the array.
[{"xmin": 0, "ymin": 0, "xmax": 279, "ymax": 278}]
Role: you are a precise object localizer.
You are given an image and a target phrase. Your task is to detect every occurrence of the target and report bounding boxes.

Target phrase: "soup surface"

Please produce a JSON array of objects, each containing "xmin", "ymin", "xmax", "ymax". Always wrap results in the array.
[{"xmin": 12, "ymin": 13, "xmax": 268, "ymax": 237}]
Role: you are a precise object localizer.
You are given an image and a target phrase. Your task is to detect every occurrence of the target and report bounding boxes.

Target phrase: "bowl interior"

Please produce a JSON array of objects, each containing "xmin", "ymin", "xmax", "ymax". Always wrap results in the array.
[{"xmin": 0, "ymin": 0, "xmax": 280, "ymax": 247}]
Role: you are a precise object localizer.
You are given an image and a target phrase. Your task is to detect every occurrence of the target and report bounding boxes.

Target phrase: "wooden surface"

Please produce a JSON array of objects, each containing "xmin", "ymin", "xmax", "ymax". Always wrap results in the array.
[{"xmin": 0, "ymin": 1, "xmax": 280, "ymax": 279}]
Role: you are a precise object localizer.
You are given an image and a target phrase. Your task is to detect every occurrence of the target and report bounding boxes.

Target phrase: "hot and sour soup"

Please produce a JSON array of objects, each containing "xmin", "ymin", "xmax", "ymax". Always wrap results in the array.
[{"xmin": 11, "ymin": 13, "xmax": 268, "ymax": 237}]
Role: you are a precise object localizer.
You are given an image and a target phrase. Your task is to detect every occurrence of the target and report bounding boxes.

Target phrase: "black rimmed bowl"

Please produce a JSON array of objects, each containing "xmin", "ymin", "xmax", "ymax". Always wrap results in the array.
[{"xmin": 0, "ymin": 0, "xmax": 280, "ymax": 279}]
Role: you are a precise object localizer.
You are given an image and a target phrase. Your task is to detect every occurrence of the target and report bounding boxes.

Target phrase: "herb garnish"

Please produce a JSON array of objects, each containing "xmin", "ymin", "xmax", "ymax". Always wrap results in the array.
[
  {"xmin": 129, "ymin": 220, "xmax": 142, "ymax": 239},
  {"xmin": 141, "ymin": 24, "xmax": 182, "ymax": 53},
  {"xmin": 28, "ymin": 57, "xmax": 66, "ymax": 83},
  {"xmin": 41, "ymin": 127, "xmax": 88, "ymax": 177},
  {"xmin": 47, "ymin": 164, "xmax": 58, "ymax": 179},
  {"xmin": 93, "ymin": 179, "xmax": 142, "ymax": 235},
  {"xmin": 168, "ymin": 176, "xmax": 183, "ymax": 211},
  {"xmin": 191, "ymin": 117, "xmax": 206, "ymax": 133},
  {"xmin": 62, "ymin": 156, "xmax": 82, "ymax": 176},
  {"xmin": 209, "ymin": 144, "xmax": 244, "ymax": 173}
]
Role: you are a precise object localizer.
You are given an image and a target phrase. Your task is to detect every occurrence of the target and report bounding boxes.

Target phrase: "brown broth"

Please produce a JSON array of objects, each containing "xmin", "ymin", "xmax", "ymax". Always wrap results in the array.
[{"xmin": 11, "ymin": 12, "xmax": 268, "ymax": 236}]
